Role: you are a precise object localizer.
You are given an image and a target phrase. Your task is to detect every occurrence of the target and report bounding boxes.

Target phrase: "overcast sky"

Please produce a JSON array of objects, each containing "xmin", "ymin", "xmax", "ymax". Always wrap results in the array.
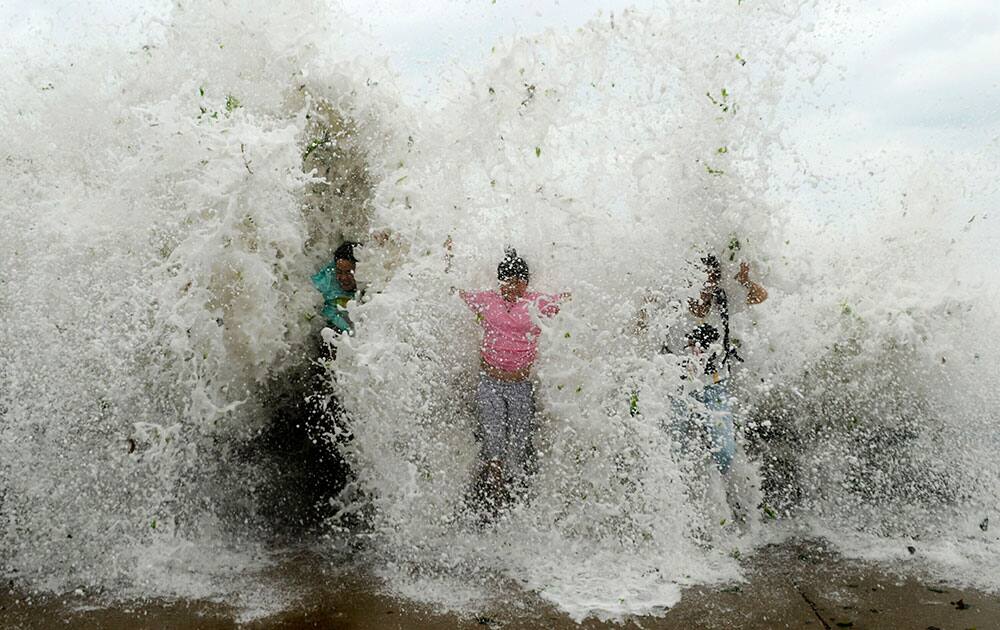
[{"xmin": 5, "ymin": 0, "xmax": 999, "ymax": 216}]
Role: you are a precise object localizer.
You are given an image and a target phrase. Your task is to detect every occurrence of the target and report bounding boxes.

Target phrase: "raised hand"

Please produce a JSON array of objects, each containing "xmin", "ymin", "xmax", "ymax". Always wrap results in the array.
[{"xmin": 734, "ymin": 261, "xmax": 751, "ymax": 286}]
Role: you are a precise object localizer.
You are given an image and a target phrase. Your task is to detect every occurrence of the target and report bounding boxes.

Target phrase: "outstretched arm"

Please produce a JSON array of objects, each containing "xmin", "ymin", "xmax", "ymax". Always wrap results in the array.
[
  {"xmin": 536, "ymin": 291, "xmax": 570, "ymax": 317},
  {"xmin": 459, "ymin": 289, "xmax": 488, "ymax": 315},
  {"xmin": 735, "ymin": 262, "xmax": 768, "ymax": 305}
]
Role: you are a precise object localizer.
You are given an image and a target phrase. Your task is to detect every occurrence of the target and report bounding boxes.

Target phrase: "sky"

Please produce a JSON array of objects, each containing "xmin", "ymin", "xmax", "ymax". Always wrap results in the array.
[{"xmin": 4, "ymin": 0, "xmax": 999, "ymax": 218}]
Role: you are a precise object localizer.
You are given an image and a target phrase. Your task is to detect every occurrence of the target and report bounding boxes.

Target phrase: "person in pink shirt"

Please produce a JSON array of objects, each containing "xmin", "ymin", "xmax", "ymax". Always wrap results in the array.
[{"xmin": 459, "ymin": 248, "xmax": 569, "ymax": 517}]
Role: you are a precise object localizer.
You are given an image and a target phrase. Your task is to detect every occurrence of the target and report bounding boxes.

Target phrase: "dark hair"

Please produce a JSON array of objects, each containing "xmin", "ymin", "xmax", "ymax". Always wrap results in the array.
[
  {"xmin": 334, "ymin": 241, "xmax": 360, "ymax": 264},
  {"xmin": 700, "ymin": 253, "xmax": 720, "ymax": 271},
  {"xmin": 686, "ymin": 323, "xmax": 720, "ymax": 350},
  {"xmin": 497, "ymin": 247, "xmax": 530, "ymax": 282}
]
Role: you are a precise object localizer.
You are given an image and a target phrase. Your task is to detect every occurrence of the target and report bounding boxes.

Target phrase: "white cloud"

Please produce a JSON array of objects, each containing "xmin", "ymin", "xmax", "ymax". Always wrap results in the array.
[
  {"xmin": 802, "ymin": 0, "xmax": 1000, "ymax": 131},
  {"xmin": 767, "ymin": 0, "xmax": 999, "ymax": 219}
]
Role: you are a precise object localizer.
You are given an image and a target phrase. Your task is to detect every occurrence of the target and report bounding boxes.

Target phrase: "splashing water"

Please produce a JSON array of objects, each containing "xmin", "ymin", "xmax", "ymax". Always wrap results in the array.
[
  {"xmin": 1, "ymin": 0, "xmax": 998, "ymax": 622},
  {"xmin": 1, "ymin": 0, "xmax": 399, "ymax": 601}
]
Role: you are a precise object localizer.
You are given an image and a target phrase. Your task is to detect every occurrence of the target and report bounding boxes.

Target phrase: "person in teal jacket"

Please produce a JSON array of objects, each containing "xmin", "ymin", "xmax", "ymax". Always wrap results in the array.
[{"xmin": 312, "ymin": 241, "xmax": 359, "ymax": 334}]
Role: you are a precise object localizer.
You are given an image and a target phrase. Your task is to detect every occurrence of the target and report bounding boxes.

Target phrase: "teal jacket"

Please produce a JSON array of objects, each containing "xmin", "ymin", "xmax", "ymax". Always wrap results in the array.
[{"xmin": 311, "ymin": 261, "xmax": 355, "ymax": 333}]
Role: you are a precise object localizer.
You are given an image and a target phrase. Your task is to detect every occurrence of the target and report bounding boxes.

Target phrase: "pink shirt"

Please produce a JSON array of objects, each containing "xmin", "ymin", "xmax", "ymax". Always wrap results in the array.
[{"xmin": 460, "ymin": 290, "xmax": 561, "ymax": 372}]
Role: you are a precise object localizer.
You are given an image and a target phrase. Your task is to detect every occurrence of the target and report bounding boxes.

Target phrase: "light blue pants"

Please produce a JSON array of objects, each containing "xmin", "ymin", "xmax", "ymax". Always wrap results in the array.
[{"xmin": 671, "ymin": 381, "xmax": 736, "ymax": 474}]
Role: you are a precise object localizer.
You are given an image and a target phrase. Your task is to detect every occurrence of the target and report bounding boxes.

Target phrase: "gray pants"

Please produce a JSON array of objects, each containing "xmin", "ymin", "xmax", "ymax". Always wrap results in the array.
[{"xmin": 475, "ymin": 373, "xmax": 536, "ymax": 482}]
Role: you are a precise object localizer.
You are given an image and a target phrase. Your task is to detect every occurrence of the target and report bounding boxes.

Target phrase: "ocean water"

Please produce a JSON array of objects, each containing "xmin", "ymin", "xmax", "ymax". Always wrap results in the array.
[{"xmin": 2, "ymin": 0, "xmax": 998, "ymax": 622}]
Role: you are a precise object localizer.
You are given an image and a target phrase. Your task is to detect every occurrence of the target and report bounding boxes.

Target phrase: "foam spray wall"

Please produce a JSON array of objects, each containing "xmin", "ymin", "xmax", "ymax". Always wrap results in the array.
[
  {"xmin": 1, "ymin": 0, "xmax": 401, "ymax": 598},
  {"xmin": 334, "ymin": 1, "xmax": 1000, "ymax": 619}
]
